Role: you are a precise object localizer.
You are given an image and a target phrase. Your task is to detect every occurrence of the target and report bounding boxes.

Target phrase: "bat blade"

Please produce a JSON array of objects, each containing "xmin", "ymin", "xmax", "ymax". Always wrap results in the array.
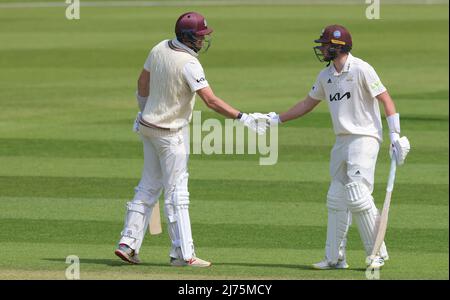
[
  {"xmin": 370, "ymin": 158, "xmax": 397, "ymax": 257},
  {"xmin": 149, "ymin": 201, "xmax": 162, "ymax": 235},
  {"xmin": 371, "ymin": 191, "xmax": 392, "ymax": 257}
]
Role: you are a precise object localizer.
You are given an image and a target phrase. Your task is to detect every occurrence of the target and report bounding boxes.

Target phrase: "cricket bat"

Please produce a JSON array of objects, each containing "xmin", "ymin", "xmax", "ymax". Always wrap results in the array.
[
  {"xmin": 148, "ymin": 201, "xmax": 162, "ymax": 235},
  {"xmin": 370, "ymin": 158, "xmax": 397, "ymax": 259}
]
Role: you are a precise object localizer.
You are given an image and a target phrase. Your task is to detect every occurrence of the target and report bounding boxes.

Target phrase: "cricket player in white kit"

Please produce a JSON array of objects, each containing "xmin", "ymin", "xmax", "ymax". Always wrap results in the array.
[
  {"xmin": 114, "ymin": 12, "xmax": 269, "ymax": 267},
  {"xmin": 268, "ymin": 25, "xmax": 410, "ymax": 269}
]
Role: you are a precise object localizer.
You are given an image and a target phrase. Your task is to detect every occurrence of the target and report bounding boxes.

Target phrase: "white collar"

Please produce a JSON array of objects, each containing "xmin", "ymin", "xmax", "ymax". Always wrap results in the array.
[
  {"xmin": 171, "ymin": 38, "xmax": 198, "ymax": 57},
  {"xmin": 329, "ymin": 53, "xmax": 353, "ymax": 76}
]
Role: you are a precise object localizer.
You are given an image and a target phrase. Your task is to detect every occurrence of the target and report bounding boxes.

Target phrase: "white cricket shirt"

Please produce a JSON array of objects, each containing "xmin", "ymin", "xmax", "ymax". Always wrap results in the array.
[
  {"xmin": 141, "ymin": 39, "xmax": 209, "ymax": 129},
  {"xmin": 308, "ymin": 53, "xmax": 387, "ymax": 142}
]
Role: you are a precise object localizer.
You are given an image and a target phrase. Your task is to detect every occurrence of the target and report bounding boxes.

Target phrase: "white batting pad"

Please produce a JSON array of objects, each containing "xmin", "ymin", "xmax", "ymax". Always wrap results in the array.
[
  {"xmin": 345, "ymin": 181, "xmax": 382, "ymax": 255},
  {"xmin": 174, "ymin": 191, "xmax": 194, "ymax": 260},
  {"xmin": 325, "ymin": 209, "xmax": 351, "ymax": 264},
  {"xmin": 164, "ymin": 202, "xmax": 182, "ymax": 258},
  {"xmin": 379, "ymin": 242, "xmax": 389, "ymax": 259},
  {"xmin": 166, "ymin": 173, "xmax": 194, "ymax": 260},
  {"xmin": 120, "ymin": 201, "xmax": 152, "ymax": 253},
  {"xmin": 345, "ymin": 181, "xmax": 373, "ymax": 212},
  {"xmin": 353, "ymin": 205, "xmax": 380, "ymax": 256},
  {"xmin": 326, "ymin": 180, "xmax": 347, "ymax": 211}
]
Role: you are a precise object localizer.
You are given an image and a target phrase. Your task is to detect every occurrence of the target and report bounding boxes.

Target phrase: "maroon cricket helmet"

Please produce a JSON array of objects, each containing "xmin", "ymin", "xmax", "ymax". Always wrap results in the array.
[
  {"xmin": 175, "ymin": 12, "xmax": 213, "ymax": 38},
  {"xmin": 314, "ymin": 24, "xmax": 352, "ymax": 49}
]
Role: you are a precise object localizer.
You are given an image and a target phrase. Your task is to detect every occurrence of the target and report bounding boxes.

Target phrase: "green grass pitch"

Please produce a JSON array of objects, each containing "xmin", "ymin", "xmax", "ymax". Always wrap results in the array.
[{"xmin": 0, "ymin": 1, "xmax": 448, "ymax": 280}]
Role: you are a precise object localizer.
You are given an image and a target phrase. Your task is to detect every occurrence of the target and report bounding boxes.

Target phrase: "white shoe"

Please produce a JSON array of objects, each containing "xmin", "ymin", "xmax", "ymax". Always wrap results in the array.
[
  {"xmin": 313, "ymin": 258, "xmax": 349, "ymax": 270},
  {"xmin": 366, "ymin": 255, "xmax": 385, "ymax": 269},
  {"xmin": 170, "ymin": 256, "xmax": 211, "ymax": 268}
]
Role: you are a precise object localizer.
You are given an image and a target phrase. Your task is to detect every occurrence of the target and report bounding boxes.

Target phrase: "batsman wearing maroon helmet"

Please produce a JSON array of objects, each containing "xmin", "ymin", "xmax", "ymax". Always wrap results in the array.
[
  {"xmin": 115, "ymin": 12, "xmax": 269, "ymax": 267},
  {"xmin": 268, "ymin": 25, "xmax": 410, "ymax": 269}
]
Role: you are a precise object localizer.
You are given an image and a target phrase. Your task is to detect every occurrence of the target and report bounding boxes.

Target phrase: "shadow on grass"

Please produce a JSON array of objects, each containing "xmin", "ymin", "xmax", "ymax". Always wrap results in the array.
[
  {"xmin": 213, "ymin": 262, "xmax": 314, "ymax": 271},
  {"xmin": 43, "ymin": 258, "xmax": 171, "ymax": 268},
  {"xmin": 43, "ymin": 258, "xmax": 367, "ymax": 272},
  {"xmin": 215, "ymin": 262, "xmax": 367, "ymax": 273}
]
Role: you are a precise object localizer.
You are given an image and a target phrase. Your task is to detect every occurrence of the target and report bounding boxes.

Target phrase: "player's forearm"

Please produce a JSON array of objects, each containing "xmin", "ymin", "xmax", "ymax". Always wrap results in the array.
[
  {"xmin": 383, "ymin": 101, "xmax": 396, "ymax": 117},
  {"xmin": 197, "ymin": 87, "xmax": 240, "ymax": 119},
  {"xmin": 279, "ymin": 98, "xmax": 316, "ymax": 122},
  {"xmin": 204, "ymin": 96, "xmax": 240, "ymax": 119},
  {"xmin": 136, "ymin": 70, "xmax": 150, "ymax": 111},
  {"xmin": 137, "ymin": 70, "xmax": 150, "ymax": 97},
  {"xmin": 137, "ymin": 80, "xmax": 149, "ymax": 97},
  {"xmin": 377, "ymin": 91, "xmax": 396, "ymax": 117}
]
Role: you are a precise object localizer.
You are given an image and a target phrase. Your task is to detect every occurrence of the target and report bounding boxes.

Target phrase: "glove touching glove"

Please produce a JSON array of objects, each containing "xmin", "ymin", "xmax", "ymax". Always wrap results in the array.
[{"xmin": 238, "ymin": 112, "xmax": 270, "ymax": 135}]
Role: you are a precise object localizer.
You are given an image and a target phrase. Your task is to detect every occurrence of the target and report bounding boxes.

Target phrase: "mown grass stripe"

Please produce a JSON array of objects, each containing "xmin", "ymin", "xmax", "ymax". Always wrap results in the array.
[
  {"xmin": 392, "ymin": 90, "xmax": 449, "ymax": 101},
  {"xmin": 0, "ymin": 218, "xmax": 447, "ymax": 253},
  {"xmin": 0, "ymin": 124, "xmax": 447, "ymax": 149},
  {"xmin": 0, "ymin": 138, "xmax": 447, "ymax": 164},
  {"xmin": 82, "ymin": 110, "xmax": 449, "ymax": 131},
  {"xmin": 0, "ymin": 197, "xmax": 447, "ymax": 230},
  {"xmin": 0, "ymin": 157, "xmax": 447, "ymax": 184},
  {"xmin": 0, "ymin": 176, "xmax": 448, "ymax": 206},
  {"xmin": 186, "ymin": 111, "xmax": 449, "ymax": 131}
]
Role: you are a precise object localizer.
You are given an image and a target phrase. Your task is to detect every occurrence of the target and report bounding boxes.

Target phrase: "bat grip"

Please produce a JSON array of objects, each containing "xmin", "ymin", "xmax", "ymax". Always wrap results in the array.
[{"xmin": 386, "ymin": 158, "xmax": 397, "ymax": 193}]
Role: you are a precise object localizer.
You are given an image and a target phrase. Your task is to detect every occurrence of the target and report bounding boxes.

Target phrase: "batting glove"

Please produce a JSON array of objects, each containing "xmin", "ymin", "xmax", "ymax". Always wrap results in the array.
[
  {"xmin": 267, "ymin": 112, "xmax": 281, "ymax": 125},
  {"xmin": 387, "ymin": 113, "xmax": 410, "ymax": 165},
  {"xmin": 390, "ymin": 136, "xmax": 410, "ymax": 165},
  {"xmin": 133, "ymin": 112, "xmax": 141, "ymax": 133},
  {"xmin": 238, "ymin": 112, "xmax": 270, "ymax": 135},
  {"xmin": 136, "ymin": 91, "xmax": 148, "ymax": 112}
]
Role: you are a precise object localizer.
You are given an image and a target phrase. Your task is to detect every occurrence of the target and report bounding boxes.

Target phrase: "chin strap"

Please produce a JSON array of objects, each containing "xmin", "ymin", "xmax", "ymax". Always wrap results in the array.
[{"xmin": 179, "ymin": 31, "xmax": 203, "ymax": 53}]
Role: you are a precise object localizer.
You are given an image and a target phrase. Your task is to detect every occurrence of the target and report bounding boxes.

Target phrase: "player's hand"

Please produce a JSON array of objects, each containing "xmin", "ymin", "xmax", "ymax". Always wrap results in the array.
[
  {"xmin": 133, "ymin": 112, "xmax": 142, "ymax": 133},
  {"xmin": 267, "ymin": 112, "xmax": 281, "ymax": 125},
  {"xmin": 389, "ymin": 134, "xmax": 410, "ymax": 165},
  {"xmin": 239, "ymin": 112, "xmax": 270, "ymax": 135}
]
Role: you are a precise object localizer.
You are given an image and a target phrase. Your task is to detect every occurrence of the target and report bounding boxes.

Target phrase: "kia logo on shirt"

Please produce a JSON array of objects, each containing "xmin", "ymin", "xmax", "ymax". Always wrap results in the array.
[{"xmin": 329, "ymin": 92, "xmax": 351, "ymax": 102}]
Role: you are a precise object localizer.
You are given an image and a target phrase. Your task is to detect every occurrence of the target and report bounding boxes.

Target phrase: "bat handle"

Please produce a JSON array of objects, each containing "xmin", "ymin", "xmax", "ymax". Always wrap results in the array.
[{"xmin": 386, "ymin": 158, "xmax": 397, "ymax": 193}]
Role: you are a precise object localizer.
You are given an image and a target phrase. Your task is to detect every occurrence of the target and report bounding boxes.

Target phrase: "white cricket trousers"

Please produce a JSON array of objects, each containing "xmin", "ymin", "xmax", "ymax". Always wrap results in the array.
[
  {"xmin": 119, "ymin": 125, "xmax": 195, "ymax": 259},
  {"xmin": 330, "ymin": 135, "xmax": 380, "ymax": 190},
  {"xmin": 325, "ymin": 135, "xmax": 388, "ymax": 263}
]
